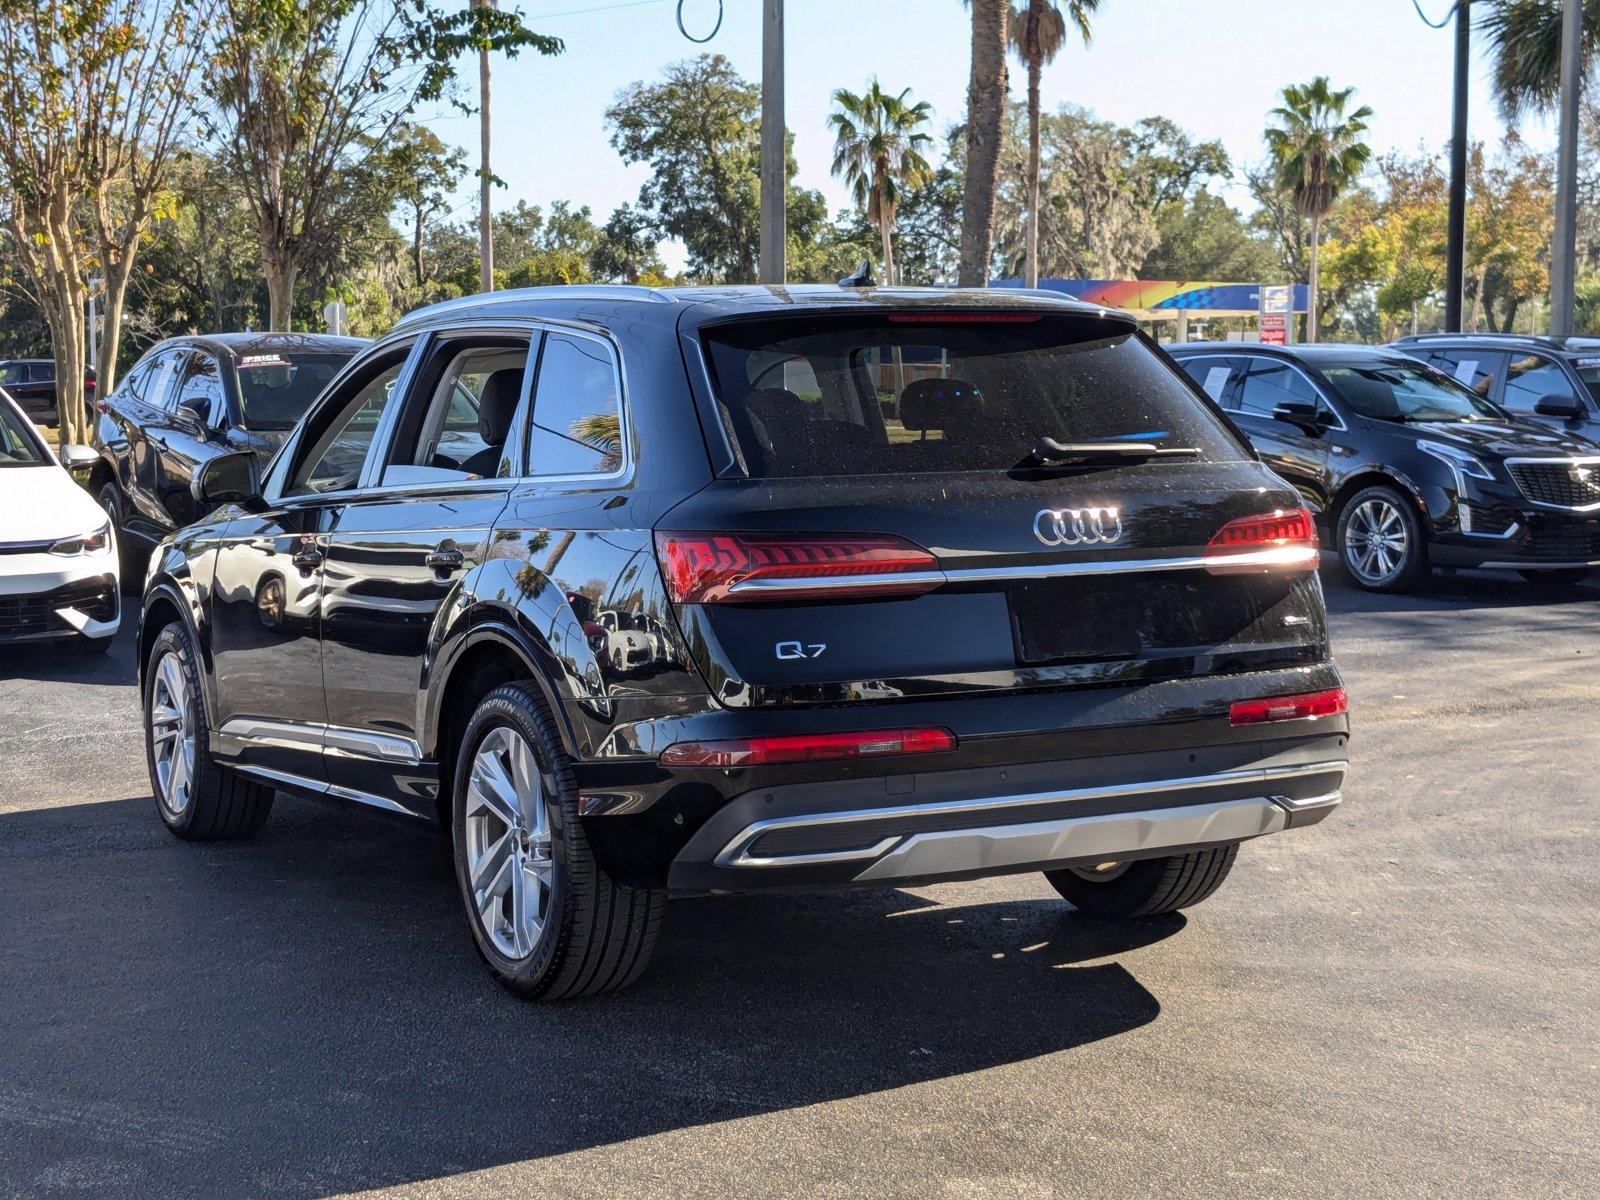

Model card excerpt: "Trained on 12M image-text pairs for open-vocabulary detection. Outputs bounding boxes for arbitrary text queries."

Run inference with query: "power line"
[529,0,671,19]
[1411,0,1458,30]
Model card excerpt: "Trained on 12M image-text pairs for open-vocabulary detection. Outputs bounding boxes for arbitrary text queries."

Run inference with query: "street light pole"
[476,0,495,294]
[1445,0,1469,331]
[1551,0,1582,335]
[758,0,785,284]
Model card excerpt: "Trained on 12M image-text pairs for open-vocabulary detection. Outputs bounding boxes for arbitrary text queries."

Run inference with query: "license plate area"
[1008,574,1300,666]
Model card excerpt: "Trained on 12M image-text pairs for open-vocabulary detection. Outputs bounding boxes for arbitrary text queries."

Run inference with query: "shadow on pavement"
[1320,564,1599,616]
[0,792,1174,1199]
[0,622,139,687]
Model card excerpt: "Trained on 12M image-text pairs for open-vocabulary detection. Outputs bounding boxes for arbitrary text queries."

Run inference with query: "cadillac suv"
[138,285,1349,999]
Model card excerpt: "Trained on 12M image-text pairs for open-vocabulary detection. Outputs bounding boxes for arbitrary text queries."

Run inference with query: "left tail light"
[1204,508,1319,574]
[654,531,940,605]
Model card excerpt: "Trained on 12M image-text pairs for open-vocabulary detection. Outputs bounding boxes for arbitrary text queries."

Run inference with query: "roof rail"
[1394,331,1554,344]
[393,284,677,330]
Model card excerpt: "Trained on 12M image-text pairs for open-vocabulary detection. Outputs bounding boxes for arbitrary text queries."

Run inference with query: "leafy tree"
[0,0,214,439]
[959,0,1010,285]
[589,204,667,284]
[1141,188,1278,281]
[1265,76,1373,340]
[385,123,468,291]
[206,0,558,329]
[893,158,965,284]
[1478,0,1600,117]
[1010,1,1099,287]
[827,81,934,285]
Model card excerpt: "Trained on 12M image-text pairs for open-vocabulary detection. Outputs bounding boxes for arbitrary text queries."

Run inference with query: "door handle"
[291,544,324,572]
[427,547,465,574]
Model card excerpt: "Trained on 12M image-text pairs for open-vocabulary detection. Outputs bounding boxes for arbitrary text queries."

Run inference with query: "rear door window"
[699,314,1246,478]
[1176,355,1248,408]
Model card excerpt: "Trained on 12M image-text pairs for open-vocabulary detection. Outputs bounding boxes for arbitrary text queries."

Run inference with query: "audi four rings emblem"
[1034,505,1124,546]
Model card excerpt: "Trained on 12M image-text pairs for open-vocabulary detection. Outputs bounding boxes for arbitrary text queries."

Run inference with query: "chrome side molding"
[218,717,422,766]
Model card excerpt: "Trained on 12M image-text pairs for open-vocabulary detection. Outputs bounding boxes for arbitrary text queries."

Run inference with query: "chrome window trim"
[715,760,1348,868]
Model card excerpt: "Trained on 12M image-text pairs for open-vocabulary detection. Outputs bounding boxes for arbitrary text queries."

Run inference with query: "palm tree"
[1264,77,1372,341]
[1011,1,1101,288]
[959,0,1010,286]
[828,81,935,285]
[1479,0,1600,116]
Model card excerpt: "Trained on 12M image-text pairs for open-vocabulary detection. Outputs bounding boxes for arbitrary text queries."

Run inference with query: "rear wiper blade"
[1014,437,1200,469]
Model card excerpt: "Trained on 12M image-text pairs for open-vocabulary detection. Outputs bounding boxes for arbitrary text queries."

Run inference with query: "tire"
[1044,844,1240,918]
[143,623,273,840]
[1518,568,1591,586]
[1336,485,1430,592]
[451,682,664,1000]
[98,482,141,596]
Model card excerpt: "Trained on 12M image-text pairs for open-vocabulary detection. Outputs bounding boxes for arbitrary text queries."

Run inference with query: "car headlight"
[49,523,111,556]
[1417,440,1494,488]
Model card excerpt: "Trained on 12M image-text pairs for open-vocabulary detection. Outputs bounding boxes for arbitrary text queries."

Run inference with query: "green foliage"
[1265,76,1373,222]
[1478,0,1600,118]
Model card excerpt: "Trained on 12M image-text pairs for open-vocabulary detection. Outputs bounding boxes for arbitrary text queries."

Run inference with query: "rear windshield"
[700,314,1246,477]
[233,352,352,430]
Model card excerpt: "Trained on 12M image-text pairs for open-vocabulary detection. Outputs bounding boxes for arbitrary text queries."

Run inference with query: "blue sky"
[416,0,1552,271]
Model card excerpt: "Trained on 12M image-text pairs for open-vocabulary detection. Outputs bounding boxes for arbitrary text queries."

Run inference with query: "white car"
[0,388,120,654]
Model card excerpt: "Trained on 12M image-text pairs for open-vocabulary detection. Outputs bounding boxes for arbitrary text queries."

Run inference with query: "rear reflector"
[1229,687,1347,726]
[1204,507,1319,574]
[659,727,957,768]
[654,531,939,605]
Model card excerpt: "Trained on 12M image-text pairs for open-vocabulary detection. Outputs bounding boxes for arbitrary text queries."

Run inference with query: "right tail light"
[1204,508,1319,574]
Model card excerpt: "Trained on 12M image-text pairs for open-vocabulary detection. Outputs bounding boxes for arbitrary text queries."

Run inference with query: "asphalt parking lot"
[1,568,1596,1199]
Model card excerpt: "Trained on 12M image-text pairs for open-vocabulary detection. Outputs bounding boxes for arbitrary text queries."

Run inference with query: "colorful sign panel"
[995,279,1310,314]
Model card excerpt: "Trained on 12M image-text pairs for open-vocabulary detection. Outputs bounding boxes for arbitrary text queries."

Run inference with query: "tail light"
[659,727,957,768]
[654,531,939,605]
[1204,508,1318,574]
[1230,687,1347,726]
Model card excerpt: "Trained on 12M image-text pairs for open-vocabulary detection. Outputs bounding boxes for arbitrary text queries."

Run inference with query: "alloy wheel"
[149,650,196,818]
[464,726,555,960]
[1344,497,1409,586]
[1068,860,1132,883]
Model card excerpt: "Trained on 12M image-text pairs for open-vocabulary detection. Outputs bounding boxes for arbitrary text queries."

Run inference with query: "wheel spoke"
[468,751,519,827]
[470,828,514,897]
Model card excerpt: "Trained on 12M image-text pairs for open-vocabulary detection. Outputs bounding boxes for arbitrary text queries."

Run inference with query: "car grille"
[1507,461,1600,509]
[1529,525,1600,562]
[0,578,116,639]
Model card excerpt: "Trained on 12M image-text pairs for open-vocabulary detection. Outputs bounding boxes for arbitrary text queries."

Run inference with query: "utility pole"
[476,0,495,294]
[1551,0,1582,335]
[1445,0,1469,331]
[758,0,785,284]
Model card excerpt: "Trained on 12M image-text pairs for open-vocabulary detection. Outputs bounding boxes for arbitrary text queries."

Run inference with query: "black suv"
[89,333,366,579]
[138,285,1349,1000]
[0,357,95,426]
[1168,342,1600,590]
[1393,333,1600,444]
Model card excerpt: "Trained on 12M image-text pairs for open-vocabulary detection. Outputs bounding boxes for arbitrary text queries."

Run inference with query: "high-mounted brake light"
[659,727,957,768]
[1203,507,1319,574]
[654,531,939,604]
[886,313,1041,324]
[1229,687,1347,726]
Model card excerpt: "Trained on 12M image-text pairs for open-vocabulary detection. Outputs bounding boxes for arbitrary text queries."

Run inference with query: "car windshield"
[233,352,353,430]
[1320,360,1504,423]
[700,313,1246,478]
[0,399,48,466]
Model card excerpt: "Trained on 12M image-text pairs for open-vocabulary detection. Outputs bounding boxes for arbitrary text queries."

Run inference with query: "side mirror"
[191,451,261,508]
[58,443,98,471]
[1273,400,1323,428]
[1534,393,1584,420]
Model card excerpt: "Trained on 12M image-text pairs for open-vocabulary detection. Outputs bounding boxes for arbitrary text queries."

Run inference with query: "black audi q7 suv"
[138,285,1349,999]
[1168,342,1600,591]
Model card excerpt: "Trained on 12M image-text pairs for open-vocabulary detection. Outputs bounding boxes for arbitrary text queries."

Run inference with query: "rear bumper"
[665,736,1345,892]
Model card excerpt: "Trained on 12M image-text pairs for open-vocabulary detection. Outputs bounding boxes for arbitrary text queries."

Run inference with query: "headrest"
[478,369,523,445]
[898,377,982,432]
[743,387,808,428]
